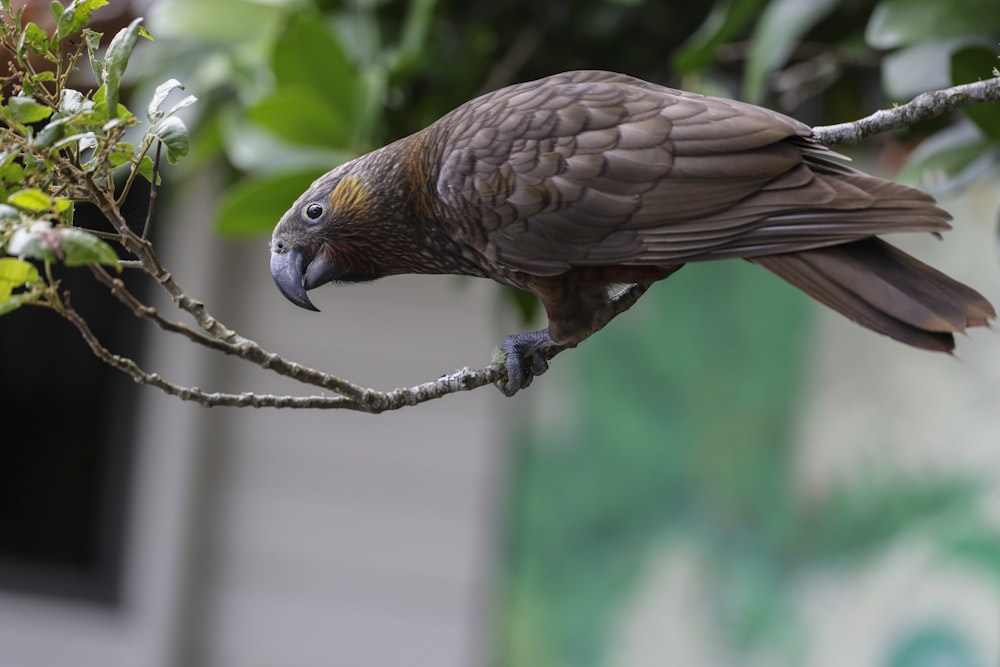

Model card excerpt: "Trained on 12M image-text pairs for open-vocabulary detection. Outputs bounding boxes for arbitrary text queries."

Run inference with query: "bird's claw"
[496,329,552,396]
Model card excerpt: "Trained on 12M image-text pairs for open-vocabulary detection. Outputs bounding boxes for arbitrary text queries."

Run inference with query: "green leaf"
[673,0,765,74]
[7,224,107,269]
[30,71,55,87]
[147,80,196,130]
[147,78,183,121]
[33,117,67,149]
[59,228,119,268]
[216,170,323,237]
[0,257,40,302]
[0,160,25,188]
[5,95,53,124]
[56,0,108,39]
[151,116,190,163]
[249,87,352,148]
[59,88,89,114]
[50,1,64,21]
[272,14,361,126]
[165,93,196,119]
[743,0,840,103]
[0,289,37,316]
[136,155,155,183]
[951,45,1000,142]
[52,132,98,152]
[22,22,50,54]
[84,28,103,81]
[7,188,52,212]
[102,17,143,120]
[107,143,135,168]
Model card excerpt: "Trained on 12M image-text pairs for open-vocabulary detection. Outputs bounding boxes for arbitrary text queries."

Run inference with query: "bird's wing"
[433,71,949,276]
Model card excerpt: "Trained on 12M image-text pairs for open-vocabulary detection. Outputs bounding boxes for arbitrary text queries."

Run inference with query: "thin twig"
[90,264,234,350]
[80,265,651,411]
[142,141,161,241]
[813,76,1000,145]
[58,297,358,409]
[87,263,371,400]
[61,277,498,411]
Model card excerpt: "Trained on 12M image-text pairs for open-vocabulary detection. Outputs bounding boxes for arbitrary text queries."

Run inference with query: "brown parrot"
[269,70,995,395]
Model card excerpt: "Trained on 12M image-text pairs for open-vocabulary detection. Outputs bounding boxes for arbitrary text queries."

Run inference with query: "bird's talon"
[496,329,553,396]
[530,350,549,375]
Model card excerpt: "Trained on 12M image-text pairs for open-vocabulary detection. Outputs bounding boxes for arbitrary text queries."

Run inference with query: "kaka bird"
[270,70,995,396]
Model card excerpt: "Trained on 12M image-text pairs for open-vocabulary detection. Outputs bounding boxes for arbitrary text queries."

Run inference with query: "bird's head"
[269,163,390,311]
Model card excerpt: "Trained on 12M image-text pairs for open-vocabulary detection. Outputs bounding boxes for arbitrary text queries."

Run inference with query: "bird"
[269,70,995,396]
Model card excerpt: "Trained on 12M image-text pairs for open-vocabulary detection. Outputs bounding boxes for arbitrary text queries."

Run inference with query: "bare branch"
[813,76,1000,145]
[76,267,652,411]
[88,264,371,401]
[142,141,162,241]
[57,297,357,409]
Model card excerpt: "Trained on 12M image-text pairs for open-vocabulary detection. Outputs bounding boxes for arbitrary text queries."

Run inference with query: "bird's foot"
[495,329,553,396]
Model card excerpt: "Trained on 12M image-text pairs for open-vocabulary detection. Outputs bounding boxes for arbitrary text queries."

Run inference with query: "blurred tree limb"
[3,5,999,412]
[813,76,1000,144]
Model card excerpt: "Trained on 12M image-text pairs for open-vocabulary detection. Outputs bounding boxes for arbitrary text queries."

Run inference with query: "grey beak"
[270,247,319,311]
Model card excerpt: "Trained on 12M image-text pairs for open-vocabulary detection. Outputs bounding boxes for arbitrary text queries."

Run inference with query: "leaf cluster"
[0,0,195,316]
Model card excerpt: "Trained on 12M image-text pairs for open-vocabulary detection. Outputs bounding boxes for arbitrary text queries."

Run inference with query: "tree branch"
[49,77,1000,411]
[79,263,650,412]
[88,265,371,401]
[812,76,1000,144]
[57,296,358,409]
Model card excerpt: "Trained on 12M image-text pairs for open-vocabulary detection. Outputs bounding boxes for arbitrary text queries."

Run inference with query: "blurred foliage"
[887,625,984,667]
[497,261,815,666]
[134,1,1000,666]
[496,263,999,667]
[869,0,1000,194]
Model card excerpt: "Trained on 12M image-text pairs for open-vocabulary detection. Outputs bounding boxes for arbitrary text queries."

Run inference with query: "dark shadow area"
[0,180,152,605]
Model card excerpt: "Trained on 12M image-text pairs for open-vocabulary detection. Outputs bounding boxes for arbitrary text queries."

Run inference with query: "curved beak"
[270,247,319,311]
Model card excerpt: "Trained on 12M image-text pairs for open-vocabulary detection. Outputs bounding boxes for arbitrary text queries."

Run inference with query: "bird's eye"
[304,203,324,222]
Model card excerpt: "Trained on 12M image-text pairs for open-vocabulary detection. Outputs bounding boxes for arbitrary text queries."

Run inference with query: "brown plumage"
[269,70,995,395]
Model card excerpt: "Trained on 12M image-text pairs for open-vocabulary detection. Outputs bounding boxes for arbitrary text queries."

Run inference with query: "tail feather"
[751,238,995,352]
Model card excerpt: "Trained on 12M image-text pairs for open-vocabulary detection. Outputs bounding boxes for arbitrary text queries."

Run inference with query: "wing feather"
[431,71,950,276]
